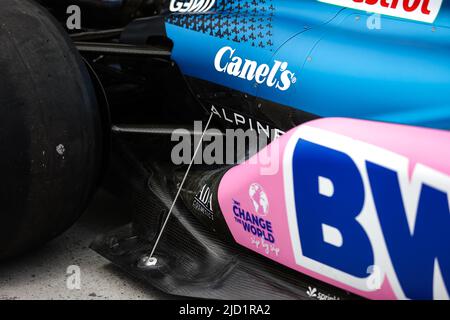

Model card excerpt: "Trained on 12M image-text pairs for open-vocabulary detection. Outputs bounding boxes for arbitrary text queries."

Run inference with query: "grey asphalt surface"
[0,190,171,300]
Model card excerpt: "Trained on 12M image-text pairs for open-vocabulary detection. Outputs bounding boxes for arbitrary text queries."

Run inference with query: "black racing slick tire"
[0,0,102,259]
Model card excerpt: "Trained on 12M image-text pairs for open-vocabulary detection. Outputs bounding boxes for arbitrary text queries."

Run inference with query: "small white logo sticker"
[249,183,269,216]
[170,0,216,13]
[193,184,214,220]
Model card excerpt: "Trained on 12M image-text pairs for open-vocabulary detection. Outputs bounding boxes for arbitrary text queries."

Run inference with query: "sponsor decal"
[306,286,340,300]
[232,184,275,243]
[211,105,285,140]
[318,0,443,23]
[170,0,216,13]
[193,184,214,220]
[249,183,269,216]
[214,46,297,91]
[251,237,280,256]
[284,125,450,299]
[232,200,275,243]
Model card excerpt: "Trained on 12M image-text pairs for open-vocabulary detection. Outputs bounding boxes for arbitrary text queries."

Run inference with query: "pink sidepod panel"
[218,118,450,300]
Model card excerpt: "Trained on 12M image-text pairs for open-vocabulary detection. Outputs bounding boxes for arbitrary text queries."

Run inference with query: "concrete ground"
[0,190,171,300]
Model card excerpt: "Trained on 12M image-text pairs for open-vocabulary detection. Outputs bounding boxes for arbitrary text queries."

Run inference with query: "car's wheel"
[0,0,103,259]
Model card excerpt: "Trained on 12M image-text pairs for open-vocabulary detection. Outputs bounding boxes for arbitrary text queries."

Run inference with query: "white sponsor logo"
[193,184,214,220]
[214,46,297,92]
[249,183,269,216]
[319,0,443,23]
[170,0,216,13]
[211,105,285,140]
[307,286,340,300]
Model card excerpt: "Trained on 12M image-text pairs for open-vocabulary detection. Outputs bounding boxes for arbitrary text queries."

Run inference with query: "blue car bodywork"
[164,0,450,129]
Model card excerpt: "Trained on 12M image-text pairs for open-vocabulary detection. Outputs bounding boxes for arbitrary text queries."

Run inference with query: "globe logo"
[249,183,269,216]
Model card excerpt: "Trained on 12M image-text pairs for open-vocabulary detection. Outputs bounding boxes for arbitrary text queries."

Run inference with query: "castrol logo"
[318,0,443,23]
